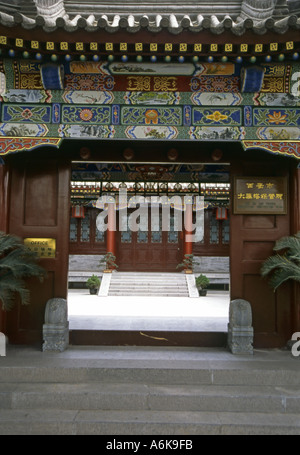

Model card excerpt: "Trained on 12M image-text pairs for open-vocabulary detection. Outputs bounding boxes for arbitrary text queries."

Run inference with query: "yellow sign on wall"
[24,238,56,258]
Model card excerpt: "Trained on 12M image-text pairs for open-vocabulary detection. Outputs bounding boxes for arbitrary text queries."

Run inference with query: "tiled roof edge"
[1,12,298,35]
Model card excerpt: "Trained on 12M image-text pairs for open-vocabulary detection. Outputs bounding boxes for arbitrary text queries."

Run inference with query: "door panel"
[117,208,182,272]
[24,165,58,226]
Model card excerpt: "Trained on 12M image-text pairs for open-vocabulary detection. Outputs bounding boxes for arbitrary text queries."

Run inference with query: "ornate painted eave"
[0,0,299,36]
[0,1,299,164]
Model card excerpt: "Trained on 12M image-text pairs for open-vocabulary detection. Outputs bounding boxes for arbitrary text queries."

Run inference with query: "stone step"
[0,409,299,435]
[0,382,299,413]
[1,364,299,387]
[111,276,186,283]
[110,283,187,287]
[107,296,189,298]
[109,286,188,290]
[109,281,187,285]
[1,346,299,435]
[113,273,185,276]
[110,279,187,283]
[108,272,190,296]
[109,286,188,296]
[108,293,189,296]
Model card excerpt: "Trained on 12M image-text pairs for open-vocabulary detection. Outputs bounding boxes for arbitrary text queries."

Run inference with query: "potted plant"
[99,252,118,273]
[86,274,101,294]
[0,231,46,311]
[176,254,196,274]
[261,231,300,291]
[195,274,210,296]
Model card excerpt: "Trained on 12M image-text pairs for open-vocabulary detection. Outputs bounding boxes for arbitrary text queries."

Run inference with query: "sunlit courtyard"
[68,289,230,332]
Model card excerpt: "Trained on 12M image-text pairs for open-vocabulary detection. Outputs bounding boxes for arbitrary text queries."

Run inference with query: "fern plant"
[261,231,300,291]
[0,232,46,311]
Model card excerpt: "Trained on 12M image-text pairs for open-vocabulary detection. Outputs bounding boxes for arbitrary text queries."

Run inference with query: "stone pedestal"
[227,299,253,355]
[43,298,69,352]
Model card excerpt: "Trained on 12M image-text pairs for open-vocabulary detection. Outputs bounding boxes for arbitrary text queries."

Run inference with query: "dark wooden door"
[230,161,292,348]
[6,157,70,345]
[117,208,182,271]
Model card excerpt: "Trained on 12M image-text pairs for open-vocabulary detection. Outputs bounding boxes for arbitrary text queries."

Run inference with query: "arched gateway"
[0,0,299,348]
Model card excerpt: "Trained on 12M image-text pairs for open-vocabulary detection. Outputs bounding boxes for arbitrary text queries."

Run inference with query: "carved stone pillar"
[228,299,254,355]
[43,298,69,352]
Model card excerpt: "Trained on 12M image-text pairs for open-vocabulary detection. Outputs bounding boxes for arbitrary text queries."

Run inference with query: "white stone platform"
[68,289,230,332]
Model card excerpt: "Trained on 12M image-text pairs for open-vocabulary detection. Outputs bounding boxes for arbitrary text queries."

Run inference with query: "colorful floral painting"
[121,107,182,125]
[253,108,300,126]
[193,108,242,126]
[2,105,51,123]
[61,106,111,124]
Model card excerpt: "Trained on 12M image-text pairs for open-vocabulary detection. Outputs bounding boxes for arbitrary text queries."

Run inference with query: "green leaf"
[261,231,300,291]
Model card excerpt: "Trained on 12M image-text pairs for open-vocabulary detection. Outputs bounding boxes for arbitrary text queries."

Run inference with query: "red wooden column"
[183,199,193,257]
[106,199,117,257]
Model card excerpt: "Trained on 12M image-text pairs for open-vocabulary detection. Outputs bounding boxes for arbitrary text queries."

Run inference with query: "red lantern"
[211,148,223,162]
[79,147,91,160]
[72,206,85,218]
[216,207,227,220]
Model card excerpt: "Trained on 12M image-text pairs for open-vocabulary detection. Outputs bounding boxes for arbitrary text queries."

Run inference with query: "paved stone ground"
[67,289,230,332]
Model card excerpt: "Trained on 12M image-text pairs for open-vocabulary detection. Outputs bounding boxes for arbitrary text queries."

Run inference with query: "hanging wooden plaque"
[233,177,287,215]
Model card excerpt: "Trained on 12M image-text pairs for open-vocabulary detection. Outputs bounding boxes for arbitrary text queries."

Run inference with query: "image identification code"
[106,439,193,452]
